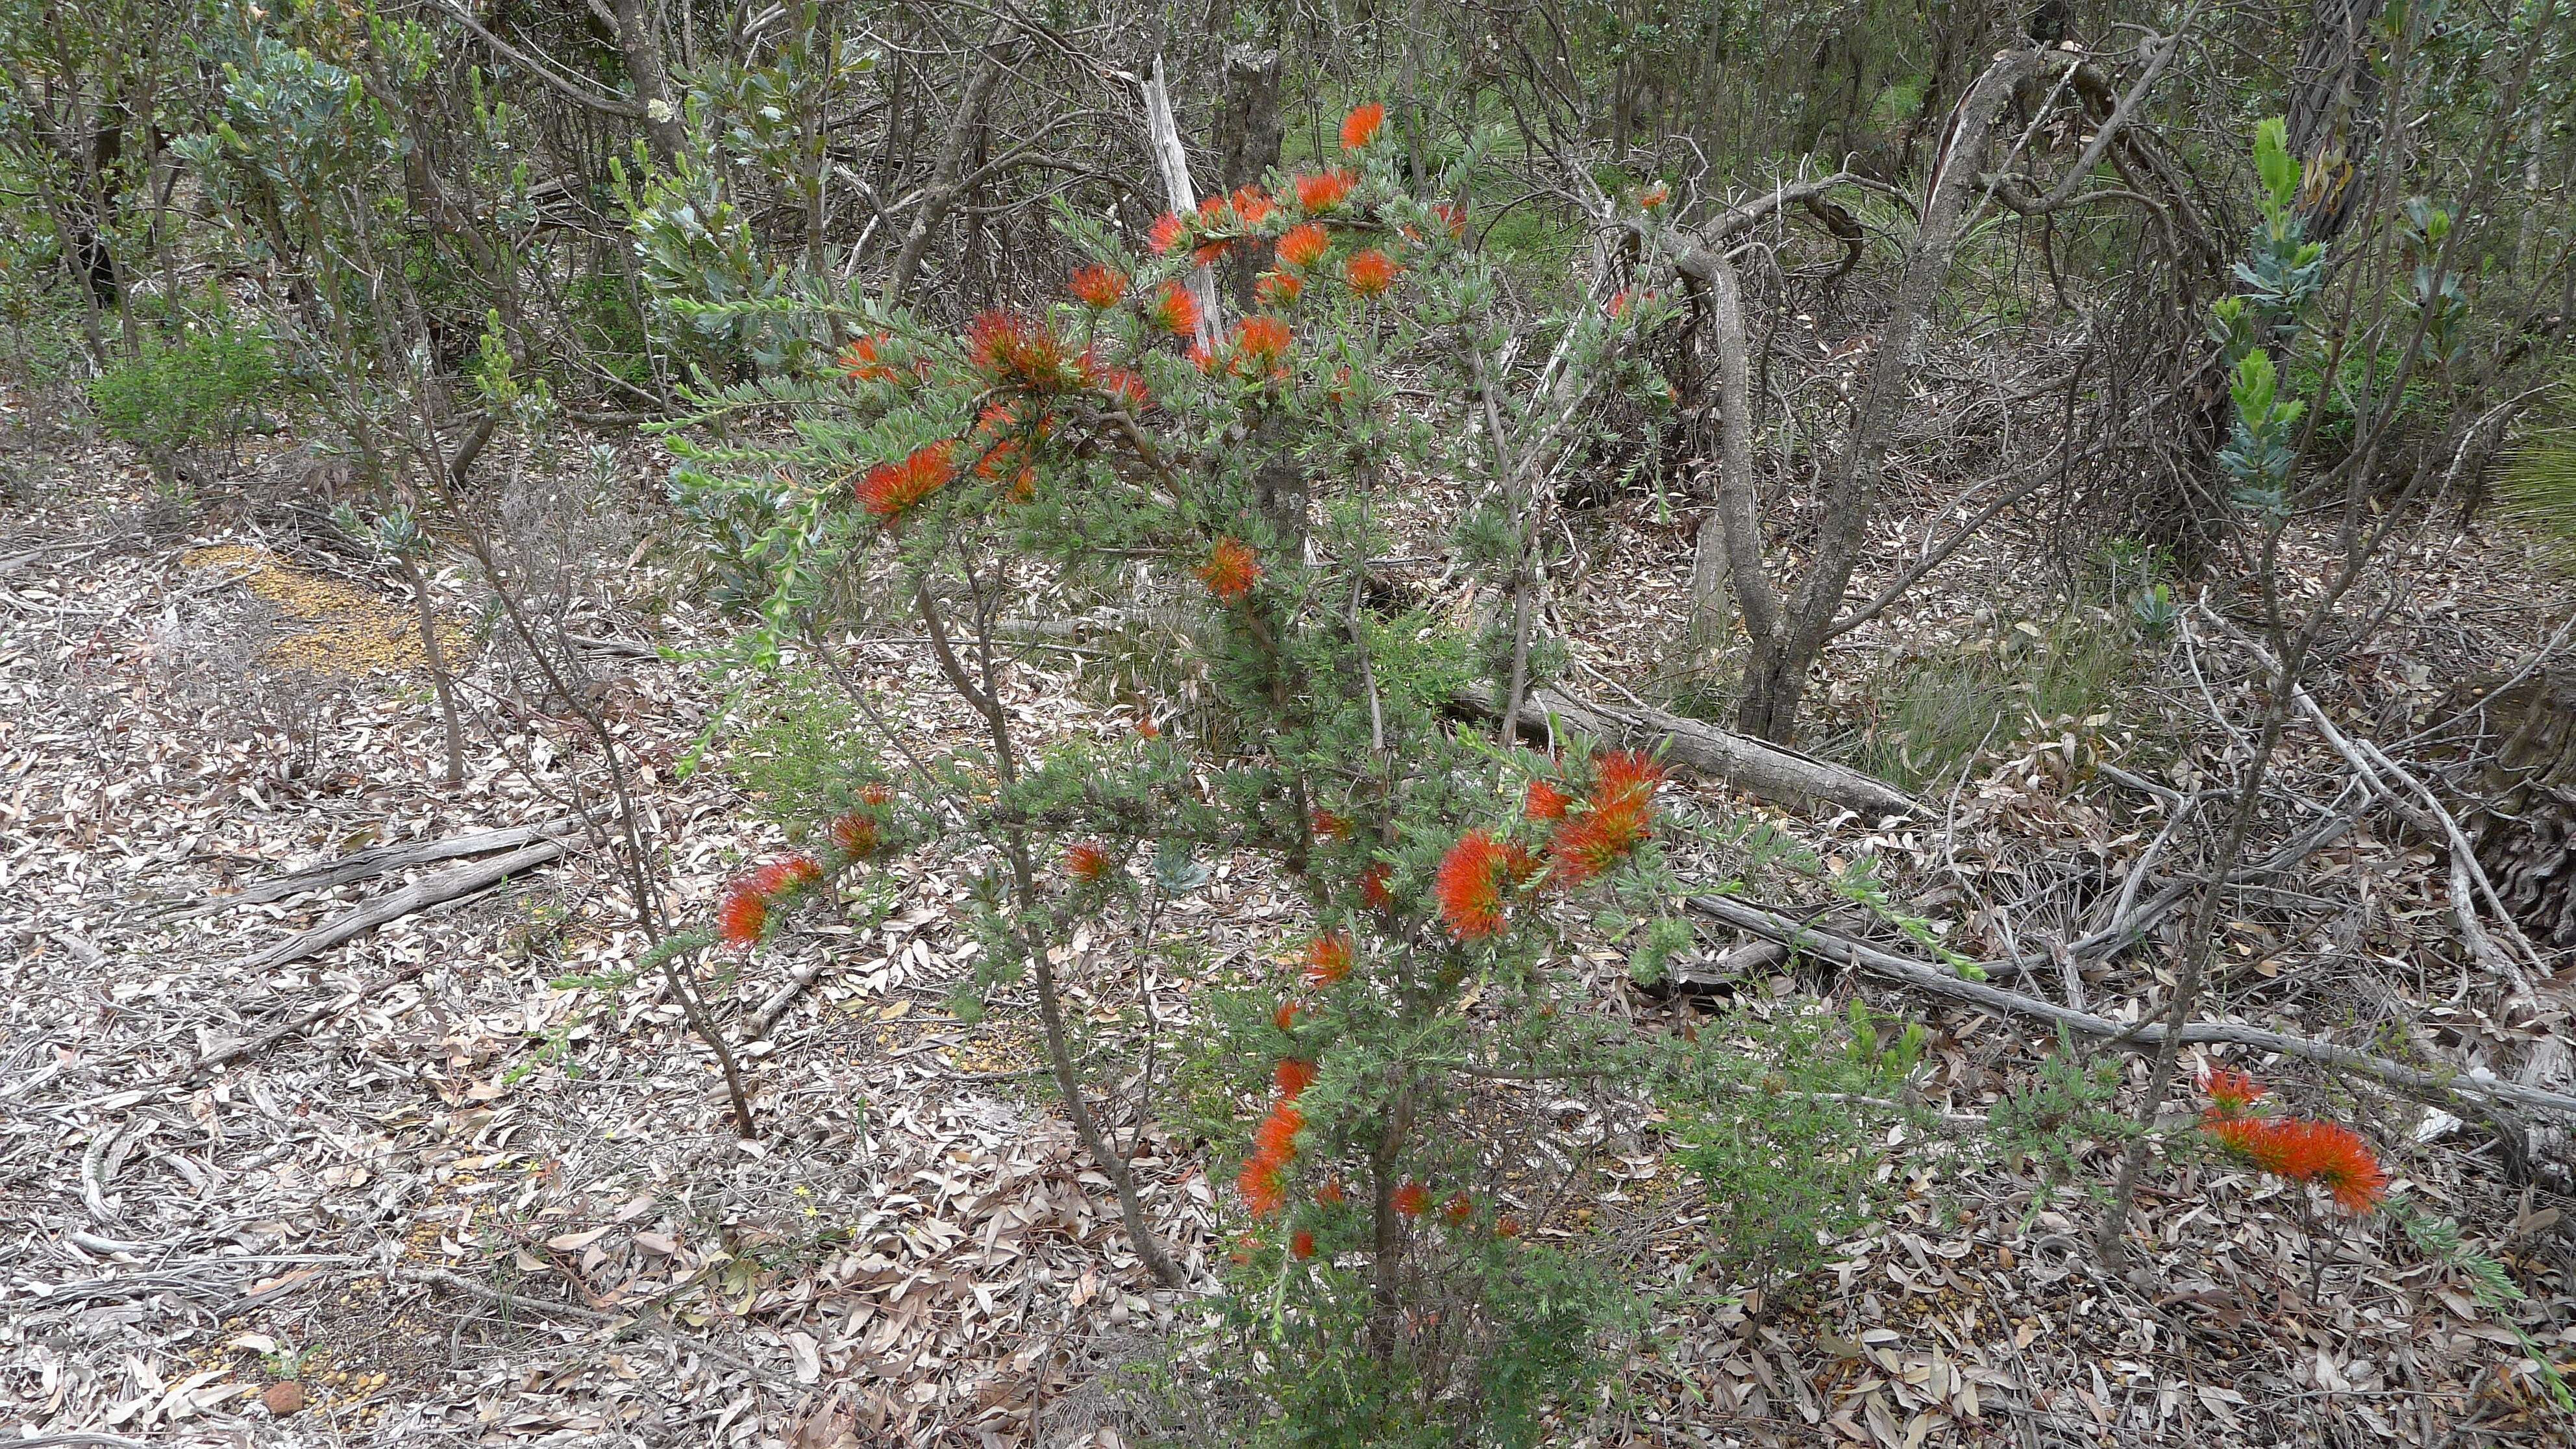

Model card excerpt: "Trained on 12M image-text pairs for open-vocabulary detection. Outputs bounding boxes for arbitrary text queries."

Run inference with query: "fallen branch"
[229,837,568,976]
[1686,893,2576,1120]
[166,820,575,919]
[1457,683,1919,818]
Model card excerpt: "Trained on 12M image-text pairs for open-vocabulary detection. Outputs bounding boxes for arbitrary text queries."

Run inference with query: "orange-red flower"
[1524,779,1571,821]
[1637,182,1670,210]
[966,310,1082,392]
[1198,536,1261,601]
[1358,861,1394,911]
[830,811,878,859]
[1442,1192,1474,1225]
[1494,1214,1522,1238]
[1255,271,1304,308]
[1315,1178,1346,1207]
[1343,249,1397,297]
[838,332,904,383]
[1149,281,1200,338]
[1276,1058,1318,1098]
[2204,1115,2388,1213]
[1303,931,1353,986]
[1148,210,1188,255]
[1311,808,1353,841]
[1068,263,1127,309]
[715,882,767,947]
[1547,750,1665,885]
[1291,1229,1315,1259]
[1339,102,1385,151]
[1064,840,1113,884]
[1276,221,1330,269]
[1393,1180,1430,1216]
[1432,200,1467,239]
[1433,830,1513,939]
[2199,1065,2266,1119]
[1237,1155,1286,1215]
[1274,1000,1301,1031]
[1232,314,1292,369]
[856,440,958,523]
[1293,169,1356,213]
[1095,366,1149,412]
[1230,184,1276,226]
[1254,1098,1305,1162]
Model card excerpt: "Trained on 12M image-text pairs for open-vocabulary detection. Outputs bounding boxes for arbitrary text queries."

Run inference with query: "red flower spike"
[1193,240,1232,269]
[1274,1000,1301,1032]
[1276,222,1330,270]
[1524,779,1572,821]
[860,783,890,806]
[715,883,767,947]
[1637,182,1670,210]
[1311,808,1352,841]
[1293,170,1355,214]
[856,441,960,524]
[1198,537,1261,601]
[1303,931,1353,987]
[1339,102,1385,152]
[1254,1098,1304,1163]
[2204,1116,2389,1214]
[1096,367,1149,412]
[1135,713,1161,740]
[1358,861,1394,911]
[1291,1229,1315,1259]
[1149,280,1201,338]
[1433,830,1512,939]
[1232,314,1292,370]
[1255,271,1304,308]
[1237,1156,1286,1215]
[1148,210,1187,256]
[1231,184,1275,225]
[829,811,878,860]
[1343,249,1397,297]
[839,332,903,384]
[2199,1065,2265,1119]
[1315,1178,1346,1207]
[1442,1193,1473,1225]
[1393,1181,1430,1217]
[1064,840,1113,885]
[1276,1058,1318,1099]
[1433,201,1467,239]
[1068,263,1127,309]
[1494,1214,1522,1239]
[965,310,1082,393]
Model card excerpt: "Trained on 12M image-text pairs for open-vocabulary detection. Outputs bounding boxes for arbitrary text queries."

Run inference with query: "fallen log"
[1686,893,2576,1120]
[232,837,569,976]
[1455,684,1920,818]
[167,820,575,919]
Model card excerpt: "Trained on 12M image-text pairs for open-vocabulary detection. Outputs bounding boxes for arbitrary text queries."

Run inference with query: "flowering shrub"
[2197,1065,2388,1213]
[653,100,1695,1434]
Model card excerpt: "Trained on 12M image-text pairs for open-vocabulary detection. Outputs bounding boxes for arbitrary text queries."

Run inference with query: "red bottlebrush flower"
[1494,1214,1522,1238]
[966,310,1080,392]
[1232,314,1292,369]
[1064,840,1113,885]
[1185,340,1217,373]
[1254,1098,1304,1163]
[1637,182,1670,210]
[829,811,878,859]
[1550,750,1664,884]
[1096,366,1149,412]
[1291,1229,1316,1259]
[1149,281,1200,338]
[1339,102,1385,152]
[1276,1058,1319,1098]
[1358,861,1394,911]
[1433,830,1513,940]
[1303,931,1354,987]
[1255,270,1304,308]
[1237,1155,1286,1215]
[1148,210,1188,256]
[1594,749,1666,808]
[745,856,823,896]
[1276,221,1330,270]
[1442,1192,1474,1225]
[1524,779,1572,821]
[1311,808,1352,841]
[1393,1180,1430,1217]
[838,332,902,383]
[1274,1000,1301,1032]
[2266,1120,2389,1213]
[2199,1065,2266,1119]
[715,882,767,947]
[856,440,958,523]
[1343,249,1397,297]
[1068,263,1127,309]
[1293,169,1355,214]
[1193,239,1233,269]
[1231,184,1276,225]
[860,783,890,806]
[1135,713,1161,740]
[1315,1178,1346,1207]
[1197,536,1261,602]
[1544,813,1618,887]
[1432,200,1467,238]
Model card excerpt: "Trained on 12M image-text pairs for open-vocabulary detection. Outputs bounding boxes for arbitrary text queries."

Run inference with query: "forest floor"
[3,376,2572,1448]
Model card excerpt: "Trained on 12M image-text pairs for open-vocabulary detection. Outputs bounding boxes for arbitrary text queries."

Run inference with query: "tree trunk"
[601,0,685,166]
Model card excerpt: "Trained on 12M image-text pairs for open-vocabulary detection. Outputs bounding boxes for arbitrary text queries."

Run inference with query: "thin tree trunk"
[886,32,1012,305]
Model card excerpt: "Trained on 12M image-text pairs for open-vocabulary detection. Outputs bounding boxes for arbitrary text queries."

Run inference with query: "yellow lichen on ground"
[180,543,469,677]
